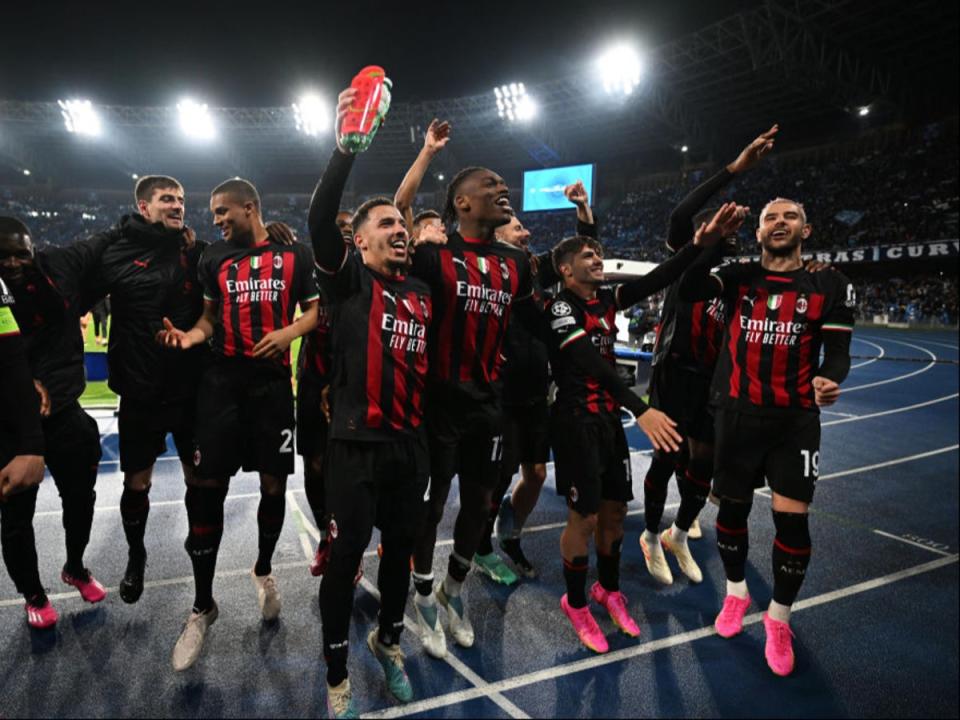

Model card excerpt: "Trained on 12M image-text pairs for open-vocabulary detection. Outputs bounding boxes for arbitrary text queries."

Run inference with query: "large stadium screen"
[522,163,595,212]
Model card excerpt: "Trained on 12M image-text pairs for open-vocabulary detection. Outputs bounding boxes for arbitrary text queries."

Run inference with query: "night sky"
[2,0,754,106]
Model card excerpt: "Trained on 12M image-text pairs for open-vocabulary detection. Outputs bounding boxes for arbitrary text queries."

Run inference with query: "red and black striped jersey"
[198,239,318,366]
[652,280,726,375]
[411,233,532,409]
[322,253,432,441]
[297,271,333,382]
[545,287,621,416]
[709,264,855,414]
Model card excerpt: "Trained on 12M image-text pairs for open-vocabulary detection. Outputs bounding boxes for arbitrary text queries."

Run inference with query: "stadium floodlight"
[177,98,216,140]
[681,145,689,153]
[597,43,643,96]
[22,169,31,176]
[131,173,139,180]
[494,83,537,123]
[437,173,445,181]
[58,99,102,137]
[858,105,871,117]
[293,93,329,137]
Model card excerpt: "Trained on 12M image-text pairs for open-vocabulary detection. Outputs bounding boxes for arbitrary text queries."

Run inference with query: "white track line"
[871,531,955,557]
[822,393,959,426]
[875,337,957,351]
[849,337,886,369]
[365,554,958,718]
[285,491,529,720]
[753,444,959,556]
[843,338,937,392]
[817,445,959,478]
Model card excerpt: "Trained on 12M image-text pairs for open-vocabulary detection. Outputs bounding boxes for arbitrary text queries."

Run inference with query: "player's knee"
[771,492,809,514]
[524,463,547,487]
[124,471,152,493]
[260,474,287,496]
[571,511,599,537]
[682,458,713,502]
[717,498,752,529]
[772,510,811,548]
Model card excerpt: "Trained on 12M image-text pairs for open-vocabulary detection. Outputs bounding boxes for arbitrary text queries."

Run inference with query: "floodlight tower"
[597,44,643,96]
[293,93,330,137]
[494,83,537,123]
[58,99,102,137]
[177,99,217,141]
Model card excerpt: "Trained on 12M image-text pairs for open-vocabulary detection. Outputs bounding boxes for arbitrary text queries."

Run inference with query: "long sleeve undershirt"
[308,148,356,273]
[666,168,735,252]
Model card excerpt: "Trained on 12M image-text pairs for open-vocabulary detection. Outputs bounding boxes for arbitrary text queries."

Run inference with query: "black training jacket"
[88,214,207,403]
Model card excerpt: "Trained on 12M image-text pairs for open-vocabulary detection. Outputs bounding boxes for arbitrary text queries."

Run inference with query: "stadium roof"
[1,0,956,191]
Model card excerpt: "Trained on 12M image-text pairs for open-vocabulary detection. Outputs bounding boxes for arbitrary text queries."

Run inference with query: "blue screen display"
[522,163,595,212]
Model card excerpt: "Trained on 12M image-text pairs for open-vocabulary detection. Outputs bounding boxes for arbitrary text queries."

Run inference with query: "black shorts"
[551,409,633,516]
[426,394,502,491]
[42,402,102,475]
[324,436,429,541]
[296,370,329,459]
[713,408,821,504]
[502,401,550,471]
[648,361,715,444]
[194,360,296,479]
[117,395,196,474]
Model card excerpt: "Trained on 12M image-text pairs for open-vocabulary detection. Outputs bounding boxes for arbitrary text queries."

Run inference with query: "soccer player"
[642,126,779,585]
[157,178,318,672]
[0,217,112,608]
[476,182,596,583]
[470,211,548,584]
[545,210,733,654]
[678,198,854,676]
[309,86,433,717]
[0,274,50,628]
[84,176,297,604]
[408,162,539,658]
[83,175,204,604]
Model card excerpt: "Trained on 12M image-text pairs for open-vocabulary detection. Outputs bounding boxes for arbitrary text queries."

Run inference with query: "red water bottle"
[338,65,393,153]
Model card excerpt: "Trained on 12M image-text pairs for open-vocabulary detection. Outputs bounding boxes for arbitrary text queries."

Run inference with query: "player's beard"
[763,233,801,257]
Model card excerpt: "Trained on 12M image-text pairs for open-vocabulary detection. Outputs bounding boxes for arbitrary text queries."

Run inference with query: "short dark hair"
[352,197,396,234]
[211,178,261,212]
[552,235,603,274]
[0,216,31,239]
[442,167,486,226]
[413,209,442,226]
[134,175,183,204]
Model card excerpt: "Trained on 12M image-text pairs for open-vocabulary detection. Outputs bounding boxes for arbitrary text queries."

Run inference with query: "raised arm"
[667,124,778,252]
[558,334,682,452]
[394,119,450,232]
[618,202,748,308]
[308,88,367,273]
[535,181,599,287]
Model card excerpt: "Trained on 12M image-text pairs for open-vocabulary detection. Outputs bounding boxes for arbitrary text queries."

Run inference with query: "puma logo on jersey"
[452,257,469,270]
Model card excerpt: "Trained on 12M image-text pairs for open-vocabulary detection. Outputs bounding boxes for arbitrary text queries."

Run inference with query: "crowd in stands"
[2,121,957,271]
[520,121,959,262]
[854,273,958,325]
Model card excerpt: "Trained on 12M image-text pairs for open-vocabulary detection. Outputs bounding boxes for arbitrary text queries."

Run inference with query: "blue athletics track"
[0,327,956,718]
